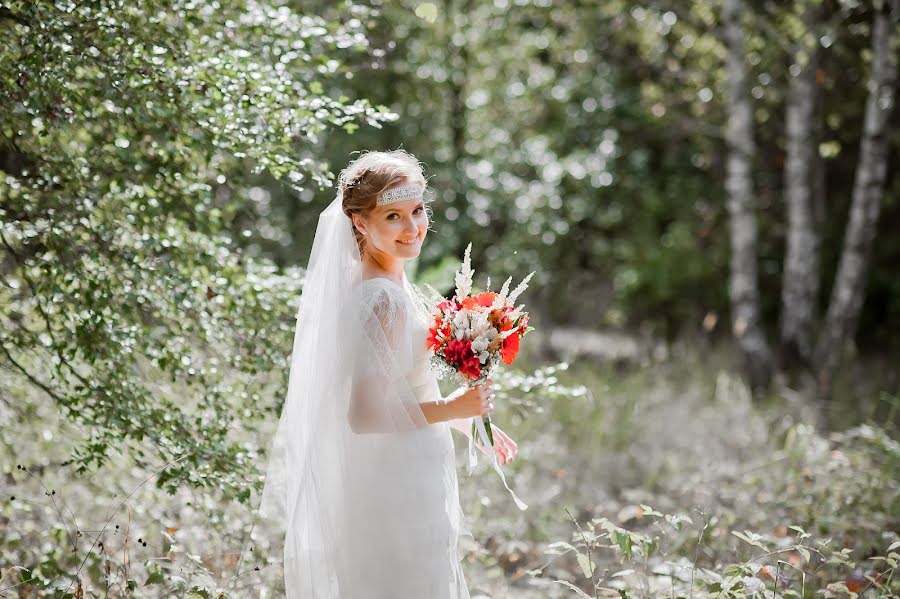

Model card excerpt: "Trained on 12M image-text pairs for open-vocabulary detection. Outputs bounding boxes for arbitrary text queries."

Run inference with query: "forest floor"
[1,348,896,598]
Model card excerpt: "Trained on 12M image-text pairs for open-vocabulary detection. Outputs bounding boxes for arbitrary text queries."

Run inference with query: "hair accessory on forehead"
[377,183,425,206]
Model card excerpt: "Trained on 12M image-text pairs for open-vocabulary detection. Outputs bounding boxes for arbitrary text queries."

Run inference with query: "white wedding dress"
[301,276,472,599]
[259,195,478,598]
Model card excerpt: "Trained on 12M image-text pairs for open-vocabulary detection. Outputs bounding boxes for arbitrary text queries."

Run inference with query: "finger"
[496,431,516,451]
[493,436,509,460]
[504,443,515,462]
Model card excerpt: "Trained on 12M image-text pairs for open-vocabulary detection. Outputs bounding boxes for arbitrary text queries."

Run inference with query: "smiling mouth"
[396,238,419,245]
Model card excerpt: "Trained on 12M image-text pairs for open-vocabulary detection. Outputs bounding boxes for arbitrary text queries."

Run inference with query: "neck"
[361,250,406,282]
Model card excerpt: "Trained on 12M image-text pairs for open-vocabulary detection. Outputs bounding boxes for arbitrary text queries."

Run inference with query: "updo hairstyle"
[340,150,433,254]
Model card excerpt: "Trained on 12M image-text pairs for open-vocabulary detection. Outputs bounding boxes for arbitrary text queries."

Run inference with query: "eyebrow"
[382,202,425,215]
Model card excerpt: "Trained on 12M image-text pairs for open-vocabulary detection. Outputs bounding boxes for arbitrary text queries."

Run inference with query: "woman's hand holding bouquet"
[423,244,532,509]
[426,244,533,446]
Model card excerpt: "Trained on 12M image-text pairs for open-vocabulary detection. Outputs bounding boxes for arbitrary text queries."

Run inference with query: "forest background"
[1,0,898,597]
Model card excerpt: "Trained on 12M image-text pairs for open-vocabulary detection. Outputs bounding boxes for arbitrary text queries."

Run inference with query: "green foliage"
[2,0,899,595]
[0,0,395,501]
[247,1,899,345]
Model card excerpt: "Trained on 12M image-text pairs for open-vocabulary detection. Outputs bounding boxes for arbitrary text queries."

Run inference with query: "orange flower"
[487,309,506,330]
[461,292,497,310]
[500,333,520,365]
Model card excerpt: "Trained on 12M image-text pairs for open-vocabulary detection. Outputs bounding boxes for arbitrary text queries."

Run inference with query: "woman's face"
[353,183,429,260]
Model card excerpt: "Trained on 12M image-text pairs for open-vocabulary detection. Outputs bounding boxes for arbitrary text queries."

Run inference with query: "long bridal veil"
[258,187,451,597]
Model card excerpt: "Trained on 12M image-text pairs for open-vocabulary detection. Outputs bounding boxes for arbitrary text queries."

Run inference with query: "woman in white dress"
[259,150,519,598]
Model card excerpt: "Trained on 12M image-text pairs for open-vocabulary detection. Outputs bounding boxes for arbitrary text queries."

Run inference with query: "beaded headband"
[377,183,425,206]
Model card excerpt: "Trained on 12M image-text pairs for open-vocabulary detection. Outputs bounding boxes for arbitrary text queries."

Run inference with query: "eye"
[414,206,425,214]
[386,213,398,220]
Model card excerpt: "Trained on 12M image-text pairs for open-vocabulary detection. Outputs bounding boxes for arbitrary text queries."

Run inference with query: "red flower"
[500,333,520,365]
[443,338,474,366]
[444,338,482,379]
[427,314,452,351]
[427,327,441,351]
[459,355,482,379]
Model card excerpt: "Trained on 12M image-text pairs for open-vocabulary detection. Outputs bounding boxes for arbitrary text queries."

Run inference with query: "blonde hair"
[339,149,433,254]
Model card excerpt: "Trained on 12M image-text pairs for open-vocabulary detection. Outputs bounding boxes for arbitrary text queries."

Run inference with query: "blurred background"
[1,1,897,597]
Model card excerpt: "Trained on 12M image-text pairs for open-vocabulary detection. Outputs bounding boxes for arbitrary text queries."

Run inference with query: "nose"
[402,215,419,235]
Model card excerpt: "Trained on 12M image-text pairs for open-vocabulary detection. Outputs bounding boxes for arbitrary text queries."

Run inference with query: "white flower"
[485,327,498,340]
[452,311,469,330]
[454,243,475,298]
[471,336,489,353]
[479,351,489,364]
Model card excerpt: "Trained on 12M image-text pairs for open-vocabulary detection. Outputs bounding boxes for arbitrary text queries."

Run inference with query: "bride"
[258,149,519,598]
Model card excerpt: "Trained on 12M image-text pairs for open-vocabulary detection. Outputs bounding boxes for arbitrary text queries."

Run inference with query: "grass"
[1,341,897,598]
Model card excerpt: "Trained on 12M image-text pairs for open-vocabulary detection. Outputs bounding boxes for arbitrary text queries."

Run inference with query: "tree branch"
[0,7,31,27]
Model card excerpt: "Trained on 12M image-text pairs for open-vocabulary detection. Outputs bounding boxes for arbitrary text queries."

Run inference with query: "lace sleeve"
[349,281,429,433]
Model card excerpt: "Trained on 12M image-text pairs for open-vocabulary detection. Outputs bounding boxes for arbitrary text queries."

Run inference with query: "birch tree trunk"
[815,0,899,390]
[722,0,773,389]
[780,1,821,369]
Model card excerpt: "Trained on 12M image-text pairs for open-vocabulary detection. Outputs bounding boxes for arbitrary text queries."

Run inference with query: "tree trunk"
[815,0,898,392]
[722,0,773,390]
[780,1,821,369]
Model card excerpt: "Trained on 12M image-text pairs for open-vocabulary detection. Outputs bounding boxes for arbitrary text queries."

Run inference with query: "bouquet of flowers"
[424,244,534,447]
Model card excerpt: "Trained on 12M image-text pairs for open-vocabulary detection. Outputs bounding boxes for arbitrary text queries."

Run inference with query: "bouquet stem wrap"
[472,415,494,447]
[467,412,527,511]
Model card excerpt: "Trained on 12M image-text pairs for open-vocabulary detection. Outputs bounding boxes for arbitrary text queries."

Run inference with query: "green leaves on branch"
[0,0,391,501]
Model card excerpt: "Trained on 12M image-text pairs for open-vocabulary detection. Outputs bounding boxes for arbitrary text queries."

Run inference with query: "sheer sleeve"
[348,280,430,433]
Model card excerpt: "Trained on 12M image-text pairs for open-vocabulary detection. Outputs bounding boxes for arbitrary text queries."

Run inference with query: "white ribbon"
[467,416,528,511]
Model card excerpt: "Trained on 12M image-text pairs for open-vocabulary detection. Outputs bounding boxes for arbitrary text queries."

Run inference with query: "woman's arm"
[421,399,464,426]
[349,380,491,433]
[441,387,473,438]
[348,284,492,433]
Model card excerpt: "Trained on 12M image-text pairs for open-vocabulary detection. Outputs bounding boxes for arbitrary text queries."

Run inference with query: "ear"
[351,212,367,236]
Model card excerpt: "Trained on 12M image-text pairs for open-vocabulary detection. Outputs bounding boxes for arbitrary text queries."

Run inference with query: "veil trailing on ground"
[258,189,447,597]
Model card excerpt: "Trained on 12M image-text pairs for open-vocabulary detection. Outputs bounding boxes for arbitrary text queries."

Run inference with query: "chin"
[391,240,422,258]
[394,245,421,258]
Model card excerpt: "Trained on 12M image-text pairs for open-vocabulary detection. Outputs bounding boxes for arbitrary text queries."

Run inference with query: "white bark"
[816,0,898,382]
[780,1,821,367]
[723,0,773,388]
